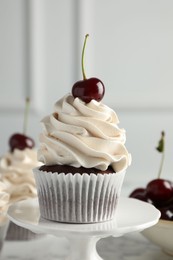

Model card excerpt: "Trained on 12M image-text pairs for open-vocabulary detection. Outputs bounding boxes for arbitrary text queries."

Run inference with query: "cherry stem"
[158,149,165,179]
[158,131,165,179]
[23,97,30,135]
[82,34,89,80]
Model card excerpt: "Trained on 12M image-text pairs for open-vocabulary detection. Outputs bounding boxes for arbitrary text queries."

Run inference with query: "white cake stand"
[7,197,160,260]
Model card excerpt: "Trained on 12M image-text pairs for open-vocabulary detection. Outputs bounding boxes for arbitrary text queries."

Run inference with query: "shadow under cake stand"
[7,197,160,260]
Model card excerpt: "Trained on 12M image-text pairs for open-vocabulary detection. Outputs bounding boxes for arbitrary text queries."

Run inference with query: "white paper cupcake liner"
[33,167,125,223]
[6,221,43,241]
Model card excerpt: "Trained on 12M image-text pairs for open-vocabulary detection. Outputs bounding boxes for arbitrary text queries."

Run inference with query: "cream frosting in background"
[38,94,131,172]
[0,148,41,203]
[0,182,10,221]
[0,181,9,251]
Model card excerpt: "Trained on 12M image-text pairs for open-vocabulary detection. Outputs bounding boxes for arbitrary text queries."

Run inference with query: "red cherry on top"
[9,133,35,152]
[72,34,105,103]
[72,78,105,103]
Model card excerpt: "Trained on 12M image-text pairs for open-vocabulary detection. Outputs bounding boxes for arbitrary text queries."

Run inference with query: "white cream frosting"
[0,182,9,212]
[0,181,10,224]
[0,148,41,202]
[38,94,131,172]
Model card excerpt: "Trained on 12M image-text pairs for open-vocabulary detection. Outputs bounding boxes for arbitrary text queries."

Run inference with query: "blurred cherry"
[159,205,173,220]
[146,179,173,205]
[9,97,35,152]
[9,133,35,152]
[129,188,153,203]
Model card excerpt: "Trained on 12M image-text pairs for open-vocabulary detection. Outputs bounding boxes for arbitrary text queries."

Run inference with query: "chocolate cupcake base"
[33,166,125,223]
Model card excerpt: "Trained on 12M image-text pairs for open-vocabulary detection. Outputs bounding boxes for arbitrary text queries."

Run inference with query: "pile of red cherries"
[129,131,173,221]
[129,178,173,220]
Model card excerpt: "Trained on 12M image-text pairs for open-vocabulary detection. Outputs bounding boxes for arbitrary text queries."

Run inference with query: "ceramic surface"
[142,219,173,256]
[7,197,160,238]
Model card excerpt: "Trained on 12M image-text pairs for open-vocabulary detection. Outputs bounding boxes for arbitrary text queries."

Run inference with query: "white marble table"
[1,232,173,260]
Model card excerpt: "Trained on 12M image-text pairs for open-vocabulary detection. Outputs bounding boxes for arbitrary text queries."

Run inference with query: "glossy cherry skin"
[146,179,173,205]
[9,133,35,152]
[159,204,173,220]
[129,188,146,198]
[129,188,153,203]
[72,77,105,103]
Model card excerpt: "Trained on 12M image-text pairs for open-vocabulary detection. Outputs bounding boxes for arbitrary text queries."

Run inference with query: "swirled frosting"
[0,181,10,224]
[38,94,131,172]
[0,148,41,202]
[0,182,9,213]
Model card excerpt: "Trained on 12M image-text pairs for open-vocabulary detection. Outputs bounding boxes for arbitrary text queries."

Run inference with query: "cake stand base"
[65,236,102,260]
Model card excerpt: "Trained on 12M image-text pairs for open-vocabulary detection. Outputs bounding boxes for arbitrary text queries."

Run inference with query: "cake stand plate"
[7,198,160,260]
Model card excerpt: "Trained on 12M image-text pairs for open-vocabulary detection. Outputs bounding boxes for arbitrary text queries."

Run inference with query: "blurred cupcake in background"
[0,181,10,253]
[0,146,41,240]
[0,147,39,203]
[0,98,42,240]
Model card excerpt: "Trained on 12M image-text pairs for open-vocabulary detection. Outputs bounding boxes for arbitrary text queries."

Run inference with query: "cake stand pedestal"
[65,236,101,260]
[7,197,160,260]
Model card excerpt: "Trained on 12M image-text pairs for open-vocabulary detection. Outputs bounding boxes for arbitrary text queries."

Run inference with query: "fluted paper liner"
[33,167,125,223]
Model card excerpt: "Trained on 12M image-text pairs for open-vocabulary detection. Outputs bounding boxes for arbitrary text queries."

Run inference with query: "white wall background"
[1,0,173,195]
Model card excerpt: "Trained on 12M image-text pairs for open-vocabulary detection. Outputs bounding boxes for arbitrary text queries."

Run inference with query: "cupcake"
[0,182,10,253]
[0,125,44,239]
[0,148,39,202]
[0,98,44,239]
[0,145,42,240]
[34,35,131,223]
